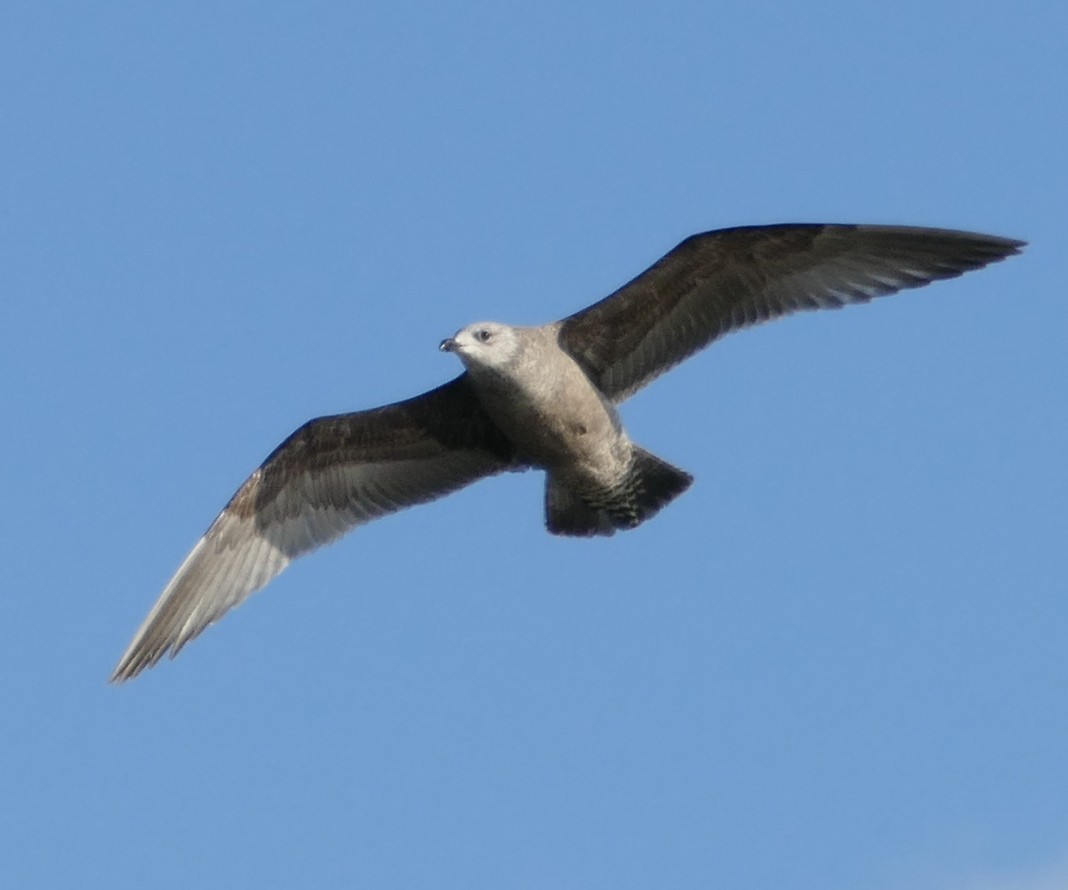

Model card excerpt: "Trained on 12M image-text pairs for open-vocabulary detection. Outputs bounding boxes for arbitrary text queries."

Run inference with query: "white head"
[439,322,523,373]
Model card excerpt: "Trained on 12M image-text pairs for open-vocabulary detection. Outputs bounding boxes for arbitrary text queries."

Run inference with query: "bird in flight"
[112,223,1023,681]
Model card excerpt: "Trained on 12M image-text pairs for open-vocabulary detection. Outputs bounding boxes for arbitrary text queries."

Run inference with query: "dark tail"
[545,446,693,537]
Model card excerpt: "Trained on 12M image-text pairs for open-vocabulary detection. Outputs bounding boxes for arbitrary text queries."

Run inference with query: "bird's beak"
[440,337,456,353]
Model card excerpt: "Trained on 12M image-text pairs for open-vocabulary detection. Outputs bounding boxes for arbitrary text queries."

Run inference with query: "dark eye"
[476,329,492,343]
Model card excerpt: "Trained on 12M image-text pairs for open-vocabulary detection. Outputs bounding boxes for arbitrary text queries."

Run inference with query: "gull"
[111,223,1023,681]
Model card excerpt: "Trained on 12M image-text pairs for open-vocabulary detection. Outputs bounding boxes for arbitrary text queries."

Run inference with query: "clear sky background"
[2,3,1065,888]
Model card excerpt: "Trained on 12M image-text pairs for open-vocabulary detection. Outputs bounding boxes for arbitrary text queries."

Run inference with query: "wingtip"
[985,232,1027,254]
[108,655,143,685]
[110,636,172,684]
[973,235,1026,268]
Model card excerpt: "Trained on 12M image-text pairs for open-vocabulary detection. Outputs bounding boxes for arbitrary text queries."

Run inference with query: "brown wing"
[111,374,516,682]
[557,224,1024,402]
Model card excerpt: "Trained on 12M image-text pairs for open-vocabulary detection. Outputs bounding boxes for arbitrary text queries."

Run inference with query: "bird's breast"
[470,362,624,472]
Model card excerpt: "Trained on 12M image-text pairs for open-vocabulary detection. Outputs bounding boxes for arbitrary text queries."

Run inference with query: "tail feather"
[545,447,693,537]
[545,483,617,537]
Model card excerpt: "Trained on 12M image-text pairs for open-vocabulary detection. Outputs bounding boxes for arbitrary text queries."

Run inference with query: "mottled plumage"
[112,223,1023,681]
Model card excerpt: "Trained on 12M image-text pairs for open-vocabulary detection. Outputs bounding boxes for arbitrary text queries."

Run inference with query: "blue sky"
[2,2,1065,888]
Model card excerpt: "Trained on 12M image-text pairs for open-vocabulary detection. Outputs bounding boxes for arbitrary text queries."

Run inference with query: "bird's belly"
[481,386,628,478]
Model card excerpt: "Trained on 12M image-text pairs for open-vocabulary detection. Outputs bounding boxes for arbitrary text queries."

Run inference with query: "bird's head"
[440,322,522,372]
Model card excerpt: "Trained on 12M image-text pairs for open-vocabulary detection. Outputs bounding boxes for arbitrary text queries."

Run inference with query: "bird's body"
[446,323,619,472]
[441,321,675,534]
[112,223,1024,681]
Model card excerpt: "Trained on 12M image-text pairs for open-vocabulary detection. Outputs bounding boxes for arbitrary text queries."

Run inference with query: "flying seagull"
[111,223,1023,681]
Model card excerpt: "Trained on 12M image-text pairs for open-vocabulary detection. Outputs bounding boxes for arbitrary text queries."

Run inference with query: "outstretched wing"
[112,375,516,682]
[557,224,1024,402]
